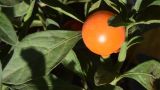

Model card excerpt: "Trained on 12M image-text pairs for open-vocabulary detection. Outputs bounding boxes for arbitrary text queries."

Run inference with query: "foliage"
[0,0,160,90]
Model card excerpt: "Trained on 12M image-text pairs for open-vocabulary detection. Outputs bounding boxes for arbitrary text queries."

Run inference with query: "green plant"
[0,0,160,90]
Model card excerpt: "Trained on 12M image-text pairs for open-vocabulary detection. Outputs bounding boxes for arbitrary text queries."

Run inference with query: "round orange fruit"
[82,10,125,58]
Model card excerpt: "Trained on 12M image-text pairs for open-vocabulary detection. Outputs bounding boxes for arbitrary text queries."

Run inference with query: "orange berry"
[82,10,125,58]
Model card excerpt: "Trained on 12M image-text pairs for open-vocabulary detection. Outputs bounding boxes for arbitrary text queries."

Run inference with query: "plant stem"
[110,77,121,85]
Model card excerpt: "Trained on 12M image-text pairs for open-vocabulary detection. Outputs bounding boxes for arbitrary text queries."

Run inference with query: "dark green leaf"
[63,0,91,5]
[24,0,35,22]
[0,60,2,89]
[119,60,160,90]
[39,0,83,23]
[108,15,128,27]
[131,0,160,17]
[11,75,84,90]
[0,12,18,45]
[94,58,118,86]
[103,0,119,13]
[127,36,143,49]
[62,50,84,77]
[2,30,81,85]
[94,84,123,90]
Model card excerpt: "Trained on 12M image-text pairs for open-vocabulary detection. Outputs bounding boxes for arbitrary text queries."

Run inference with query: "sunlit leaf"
[46,18,60,28]
[2,84,10,90]
[24,0,35,22]
[118,0,127,5]
[147,0,160,7]
[13,1,30,17]
[118,42,127,62]
[10,75,84,90]
[2,30,81,85]
[132,0,143,12]
[0,0,22,7]
[118,60,160,90]
[88,0,101,13]
[0,12,18,45]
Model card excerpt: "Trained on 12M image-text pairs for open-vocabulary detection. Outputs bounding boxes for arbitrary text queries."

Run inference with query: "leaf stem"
[110,77,121,85]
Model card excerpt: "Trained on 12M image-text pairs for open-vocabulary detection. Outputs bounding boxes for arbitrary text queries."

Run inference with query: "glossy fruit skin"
[82,10,125,58]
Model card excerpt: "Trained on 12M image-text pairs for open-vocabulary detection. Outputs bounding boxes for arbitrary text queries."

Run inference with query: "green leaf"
[2,30,81,85]
[24,0,35,22]
[149,20,160,24]
[108,15,128,27]
[138,20,160,24]
[118,0,127,5]
[94,84,123,90]
[2,84,10,90]
[118,42,127,62]
[132,0,143,12]
[64,0,91,5]
[131,0,160,14]
[46,18,60,28]
[1,1,30,17]
[127,20,160,31]
[0,12,18,45]
[88,0,101,13]
[127,36,143,49]
[127,36,141,45]
[30,20,43,28]
[62,50,84,77]
[147,0,160,7]
[10,75,84,90]
[127,25,138,34]
[84,2,90,16]
[13,1,30,17]
[94,58,118,86]
[118,60,160,90]
[103,0,120,13]
[0,0,22,6]
[39,0,83,23]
